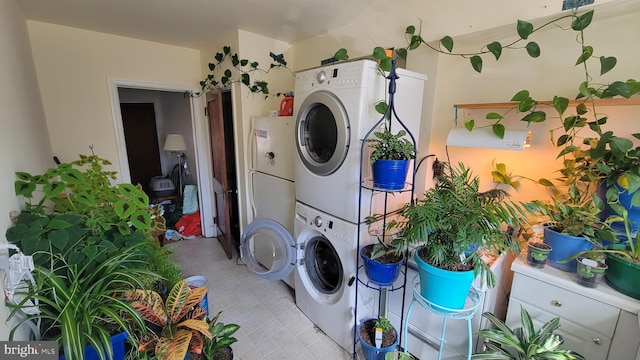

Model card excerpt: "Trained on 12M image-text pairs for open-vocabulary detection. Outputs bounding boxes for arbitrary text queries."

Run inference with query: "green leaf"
[572,10,594,31]
[599,56,617,75]
[486,112,503,120]
[553,96,569,115]
[372,47,388,60]
[557,134,570,146]
[487,42,502,60]
[538,178,554,186]
[49,229,70,252]
[440,36,453,52]
[602,81,630,98]
[396,48,408,60]
[517,20,534,39]
[60,169,83,184]
[241,73,250,86]
[576,46,593,65]
[375,101,388,115]
[511,90,530,102]
[331,49,345,61]
[409,35,422,50]
[521,111,546,123]
[464,119,475,131]
[470,56,483,73]
[15,181,35,197]
[492,124,505,139]
[223,46,231,55]
[525,42,540,58]
[43,181,66,198]
[130,210,152,230]
[224,69,232,77]
[405,25,416,35]
[378,58,392,72]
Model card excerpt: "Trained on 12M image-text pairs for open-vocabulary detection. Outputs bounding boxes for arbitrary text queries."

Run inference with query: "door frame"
[107,77,216,237]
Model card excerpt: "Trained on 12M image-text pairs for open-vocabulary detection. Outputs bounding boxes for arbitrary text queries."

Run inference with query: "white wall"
[26,21,202,181]
[0,0,53,341]
[292,0,640,200]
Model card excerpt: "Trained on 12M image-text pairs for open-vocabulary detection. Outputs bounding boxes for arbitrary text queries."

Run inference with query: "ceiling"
[18,0,390,49]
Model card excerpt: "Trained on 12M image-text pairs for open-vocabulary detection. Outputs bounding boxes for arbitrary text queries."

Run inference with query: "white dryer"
[239,202,377,352]
[293,59,427,224]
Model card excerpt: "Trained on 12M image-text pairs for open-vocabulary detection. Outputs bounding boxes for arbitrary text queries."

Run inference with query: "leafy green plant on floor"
[7,246,153,360]
[201,311,240,359]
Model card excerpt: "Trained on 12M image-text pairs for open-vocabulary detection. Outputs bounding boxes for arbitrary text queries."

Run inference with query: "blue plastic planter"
[360,245,404,286]
[598,182,640,235]
[358,319,398,360]
[58,331,128,360]
[543,227,593,272]
[372,159,409,190]
[414,252,474,310]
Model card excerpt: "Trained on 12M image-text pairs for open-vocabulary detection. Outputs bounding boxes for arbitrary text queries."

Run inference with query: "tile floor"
[169,236,354,360]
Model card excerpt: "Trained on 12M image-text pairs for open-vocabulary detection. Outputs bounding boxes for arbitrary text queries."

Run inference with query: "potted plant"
[367,124,416,191]
[360,215,405,286]
[526,242,552,269]
[391,162,522,309]
[472,307,585,359]
[5,154,180,359]
[6,246,152,360]
[358,316,399,360]
[125,279,212,360]
[196,311,240,360]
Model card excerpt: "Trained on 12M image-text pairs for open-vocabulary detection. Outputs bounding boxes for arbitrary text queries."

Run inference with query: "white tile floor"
[169,236,354,360]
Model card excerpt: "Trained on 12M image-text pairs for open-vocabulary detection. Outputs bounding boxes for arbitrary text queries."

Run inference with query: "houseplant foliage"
[196,45,291,98]
[7,246,152,360]
[6,154,181,288]
[392,162,522,288]
[472,307,585,360]
[358,316,398,360]
[199,311,240,360]
[125,279,212,360]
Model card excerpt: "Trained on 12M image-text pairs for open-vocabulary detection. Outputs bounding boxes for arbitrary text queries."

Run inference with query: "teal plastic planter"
[543,227,593,272]
[414,251,474,310]
[58,331,128,360]
[372,159,409,190]
[358,319,398,360]
[360,245,404,286]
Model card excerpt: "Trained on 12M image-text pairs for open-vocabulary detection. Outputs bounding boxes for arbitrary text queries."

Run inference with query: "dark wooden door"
[121,103,162,192]
[207,89,234,259]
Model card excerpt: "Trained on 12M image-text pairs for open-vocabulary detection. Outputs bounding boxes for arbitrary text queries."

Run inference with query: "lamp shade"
[446,128,530,151]
[163,134,186,152]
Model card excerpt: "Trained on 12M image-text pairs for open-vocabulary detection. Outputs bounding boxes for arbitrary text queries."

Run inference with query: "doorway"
[108,78,215,238]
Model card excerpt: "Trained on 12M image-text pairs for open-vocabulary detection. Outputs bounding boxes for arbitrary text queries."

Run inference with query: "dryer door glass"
[296,91,350,176]
[304,236,343,294]
[240,219,296,281]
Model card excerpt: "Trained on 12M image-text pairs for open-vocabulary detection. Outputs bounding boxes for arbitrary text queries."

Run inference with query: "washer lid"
[240,218,297,281]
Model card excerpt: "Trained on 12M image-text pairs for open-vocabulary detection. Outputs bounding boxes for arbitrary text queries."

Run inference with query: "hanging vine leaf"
[553,96,569,115]
[231,54,239,66]
[486,112,504,121]
[571,10,594,31]
[396,48,408,59]
[214,53,223,62]
[492,123,506,138]
[525,42,540,58]
[464,119,475,131]
[522,111,546,123]
[487,42,502,60]
[440,36,454,52]
[405,25,416,35]
[575,46,593,65]
[517,20,534,39]
[599,56,617,75]
[241,73,250,86]
[409,35,422,50]
[470,56,483,73]
[334,48,348,61]
[240,59,248,67]
[372,47,388,60]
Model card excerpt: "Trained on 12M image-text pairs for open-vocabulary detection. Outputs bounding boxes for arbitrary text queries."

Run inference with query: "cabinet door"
[506,298,611,360]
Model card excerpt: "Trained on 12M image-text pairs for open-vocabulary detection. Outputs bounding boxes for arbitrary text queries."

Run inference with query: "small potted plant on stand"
[360,216,405,286]
[367,124,416,191]
[392,162,522,310]
[358,316,399,360]
[526,242,553,269]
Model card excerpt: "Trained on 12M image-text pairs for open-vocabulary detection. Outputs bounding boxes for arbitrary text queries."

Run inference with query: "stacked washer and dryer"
[240,59,427,353]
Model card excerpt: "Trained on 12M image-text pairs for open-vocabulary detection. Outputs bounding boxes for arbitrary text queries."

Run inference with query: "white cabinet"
[507,256,640,360]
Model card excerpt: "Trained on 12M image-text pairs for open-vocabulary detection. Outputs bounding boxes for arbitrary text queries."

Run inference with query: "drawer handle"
[593,337,602,345]
[552,300,562,307]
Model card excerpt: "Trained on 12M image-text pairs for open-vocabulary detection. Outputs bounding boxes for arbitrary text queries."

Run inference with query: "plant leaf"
[525,42,540,58]
[464,119,475,131]
[572,10,594,31]
[334,48,348,61]
[493,123,506,139]
[517,20,534,39]
[487,42,502,60]
[440,36,453,52]
[600,56,617,75]
[470,56,483,73]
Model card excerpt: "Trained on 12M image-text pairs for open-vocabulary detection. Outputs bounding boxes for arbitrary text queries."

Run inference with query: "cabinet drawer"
[507,298,611,360]
[511,273,619,335]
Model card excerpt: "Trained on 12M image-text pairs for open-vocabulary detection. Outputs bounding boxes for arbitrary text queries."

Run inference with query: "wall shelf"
[454,97,640,110]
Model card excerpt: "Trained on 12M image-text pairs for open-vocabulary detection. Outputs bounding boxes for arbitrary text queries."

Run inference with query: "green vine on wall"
[191,46,292,98]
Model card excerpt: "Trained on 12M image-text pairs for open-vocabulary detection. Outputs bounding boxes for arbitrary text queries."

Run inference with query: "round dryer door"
[240,219,296,281]
[295,90,350,176]
[303,235,343,294]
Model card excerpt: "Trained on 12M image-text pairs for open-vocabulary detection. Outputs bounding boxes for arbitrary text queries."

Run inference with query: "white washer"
[294,59,427,224]
[239,202,377,352]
